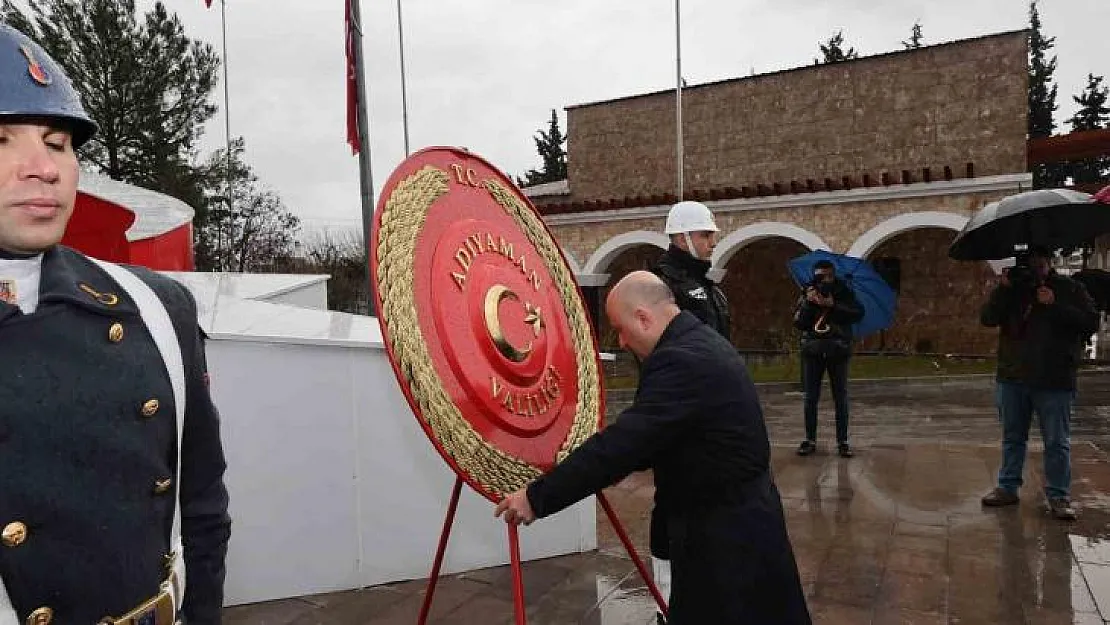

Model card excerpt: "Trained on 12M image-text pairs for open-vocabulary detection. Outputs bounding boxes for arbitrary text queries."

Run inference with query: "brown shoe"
[981,487,1020,507]
[1048,498,1077,520]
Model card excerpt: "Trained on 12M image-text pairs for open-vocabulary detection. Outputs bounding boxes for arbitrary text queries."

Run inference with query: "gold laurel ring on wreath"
[375,165,601,498]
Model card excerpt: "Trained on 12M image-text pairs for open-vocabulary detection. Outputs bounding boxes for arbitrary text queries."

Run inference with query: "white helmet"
[664,201,719,234]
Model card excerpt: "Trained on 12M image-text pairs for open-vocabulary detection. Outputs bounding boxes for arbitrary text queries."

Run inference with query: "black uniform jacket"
[0,246,231,624]
[526,312,810,624]
[651,245,731,339]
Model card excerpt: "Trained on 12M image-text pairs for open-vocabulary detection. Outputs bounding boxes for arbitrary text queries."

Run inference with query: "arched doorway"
[713,222,830,351]
[721,238,811,351]
[856,227,996,355]
[595,244,666,350]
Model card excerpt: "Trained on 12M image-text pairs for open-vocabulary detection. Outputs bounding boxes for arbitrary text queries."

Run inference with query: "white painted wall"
[205,333,596,606]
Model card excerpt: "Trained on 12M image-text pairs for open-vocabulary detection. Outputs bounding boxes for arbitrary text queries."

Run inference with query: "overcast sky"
[18,1,1110,235]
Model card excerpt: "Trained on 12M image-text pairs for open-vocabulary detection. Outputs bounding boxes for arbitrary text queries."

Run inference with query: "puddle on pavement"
[593,573,657,624]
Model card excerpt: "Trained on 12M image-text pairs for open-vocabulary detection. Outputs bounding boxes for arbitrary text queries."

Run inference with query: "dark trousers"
[802,353,850,444]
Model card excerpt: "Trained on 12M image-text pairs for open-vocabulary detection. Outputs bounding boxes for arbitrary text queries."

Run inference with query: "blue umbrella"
[787,250,897,339]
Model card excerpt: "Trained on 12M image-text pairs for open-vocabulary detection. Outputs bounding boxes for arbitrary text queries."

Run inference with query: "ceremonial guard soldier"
[0,23,231,624]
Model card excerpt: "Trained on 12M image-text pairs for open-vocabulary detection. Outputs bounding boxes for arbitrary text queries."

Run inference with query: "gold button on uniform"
[153,478,173,495]
[141,399,160,418]
[2,521,26,547]
[26,607,52,625]
[108,322,124,343]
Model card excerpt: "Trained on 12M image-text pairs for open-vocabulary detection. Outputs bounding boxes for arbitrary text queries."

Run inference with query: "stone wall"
[564,31,1028,203]
[549,189,1011,272]
[549,188,1016,357]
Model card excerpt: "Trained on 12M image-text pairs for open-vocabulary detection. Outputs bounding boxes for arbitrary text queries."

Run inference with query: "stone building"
[527,30,1034,356]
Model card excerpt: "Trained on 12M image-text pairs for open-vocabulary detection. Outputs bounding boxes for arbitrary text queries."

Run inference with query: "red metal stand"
[417,477,464,625]
[508,523,527,625]
[417,481,669,623]
[598,492,669,618]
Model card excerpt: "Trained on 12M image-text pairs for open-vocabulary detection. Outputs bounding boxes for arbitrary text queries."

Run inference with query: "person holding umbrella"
[948,188,1109,520]
[792,259,865,458]
[979,245,1098,520]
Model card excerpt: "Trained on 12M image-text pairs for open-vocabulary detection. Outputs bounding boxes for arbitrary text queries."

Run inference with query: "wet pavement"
[224,374,1110,624]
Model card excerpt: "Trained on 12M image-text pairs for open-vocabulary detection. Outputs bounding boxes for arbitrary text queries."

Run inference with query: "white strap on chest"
[0,259,188,621]
[92,259,188,612]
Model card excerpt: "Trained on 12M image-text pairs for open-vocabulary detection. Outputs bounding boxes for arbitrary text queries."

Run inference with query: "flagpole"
[350,0,377,315]
[396,0,410,156]
[220,0,232,270]
[221,0,230,156]
[675,0,683,200]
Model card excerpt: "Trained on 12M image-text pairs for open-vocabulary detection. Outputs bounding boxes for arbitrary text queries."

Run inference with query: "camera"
[1007,263,1036,292]
[1006,244,1047,295]
[807,275,834,297]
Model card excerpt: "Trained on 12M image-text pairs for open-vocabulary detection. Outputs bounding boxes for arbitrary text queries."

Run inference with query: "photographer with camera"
[979,246,1098,520]
[793,260,864,458]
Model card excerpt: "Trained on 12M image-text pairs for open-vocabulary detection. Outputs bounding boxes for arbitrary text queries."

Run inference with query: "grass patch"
[605,354,998,389]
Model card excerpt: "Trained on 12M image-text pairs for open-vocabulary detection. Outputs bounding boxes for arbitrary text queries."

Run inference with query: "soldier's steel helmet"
[0,22,97,147]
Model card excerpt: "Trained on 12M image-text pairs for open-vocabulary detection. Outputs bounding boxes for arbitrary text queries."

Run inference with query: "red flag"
[345,0,361,155]
[204,0,213,7]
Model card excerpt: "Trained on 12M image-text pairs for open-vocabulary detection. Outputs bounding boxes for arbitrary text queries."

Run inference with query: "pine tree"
[1028,0,1065,187]
[1066,74,1110,185]
[816,30,858,64]
[902,21,924,50]
[1,0,219,188]
[521,109,568,186]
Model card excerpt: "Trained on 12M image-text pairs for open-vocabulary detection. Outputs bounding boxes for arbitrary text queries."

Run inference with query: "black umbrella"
[948,188,1109,261]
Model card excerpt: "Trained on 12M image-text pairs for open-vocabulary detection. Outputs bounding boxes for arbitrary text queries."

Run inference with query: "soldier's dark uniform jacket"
[525,312,810,624]
[647,244,731,565]
[651,245,730,339]
[0,246,231,624]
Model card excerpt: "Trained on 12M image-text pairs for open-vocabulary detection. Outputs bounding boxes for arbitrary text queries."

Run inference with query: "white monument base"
[189,295,597,606]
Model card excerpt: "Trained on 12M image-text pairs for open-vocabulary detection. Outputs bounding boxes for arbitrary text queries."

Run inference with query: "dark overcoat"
[526,311,810,624]
[0,246,231,624]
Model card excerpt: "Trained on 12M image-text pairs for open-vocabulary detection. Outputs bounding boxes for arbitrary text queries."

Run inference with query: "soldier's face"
[688,230,717,260]
[0,122,78,254]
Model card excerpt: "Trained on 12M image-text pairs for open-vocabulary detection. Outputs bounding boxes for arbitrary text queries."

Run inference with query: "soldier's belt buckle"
[105,585,174,625]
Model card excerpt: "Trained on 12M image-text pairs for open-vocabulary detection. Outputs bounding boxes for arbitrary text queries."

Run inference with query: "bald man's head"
[605,271,681,360]
[609,270,674,312]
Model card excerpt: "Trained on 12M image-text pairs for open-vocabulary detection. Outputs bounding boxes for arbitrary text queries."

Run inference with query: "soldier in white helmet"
[645,200,731,622]
[651,201,730,337]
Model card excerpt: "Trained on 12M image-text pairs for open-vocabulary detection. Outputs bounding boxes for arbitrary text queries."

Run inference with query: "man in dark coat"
[496,271,810,625]
[792,259,864,458]
[979,247,1099,520]
[0,24,230,624]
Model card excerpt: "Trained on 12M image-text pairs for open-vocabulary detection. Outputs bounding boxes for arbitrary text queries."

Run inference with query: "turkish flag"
[345,0,360,155]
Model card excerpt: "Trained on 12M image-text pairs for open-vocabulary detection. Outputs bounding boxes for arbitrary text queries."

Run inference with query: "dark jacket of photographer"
[981,271,1099,390]
[651,245,731,339]
[792,279,864,359]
